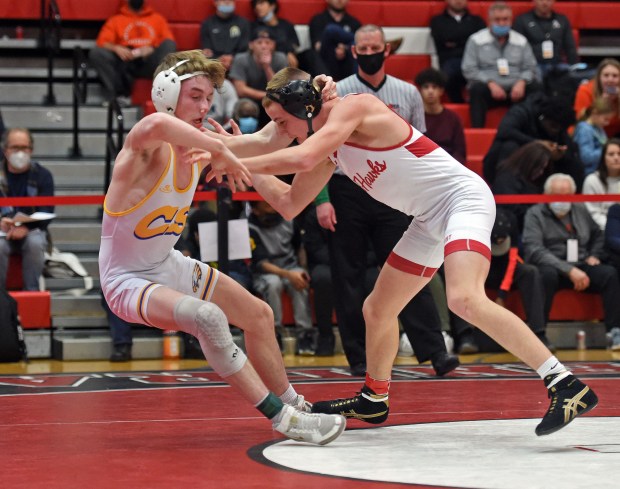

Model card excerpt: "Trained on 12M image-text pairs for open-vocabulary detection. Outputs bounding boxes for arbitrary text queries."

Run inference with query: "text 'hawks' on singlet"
[327,125,485,219]
[99,145,199,280]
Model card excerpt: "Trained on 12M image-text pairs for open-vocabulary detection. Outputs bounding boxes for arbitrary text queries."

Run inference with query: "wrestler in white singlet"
[99,145,218,325]
[328,125,496,276]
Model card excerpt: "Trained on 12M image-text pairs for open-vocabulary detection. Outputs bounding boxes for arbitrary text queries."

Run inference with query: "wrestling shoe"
[311,385,389,424]
[535,374,598,436]
[291,394,312,412]
[273,405,346,445]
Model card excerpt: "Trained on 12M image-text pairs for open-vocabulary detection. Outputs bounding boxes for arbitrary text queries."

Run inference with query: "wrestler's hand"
[206,118,242,137]
[313,74,338,102]
[316,202,337,231]
[207,146,252,192]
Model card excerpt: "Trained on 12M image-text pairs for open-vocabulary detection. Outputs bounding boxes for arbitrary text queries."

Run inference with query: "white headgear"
[151,58,207,114]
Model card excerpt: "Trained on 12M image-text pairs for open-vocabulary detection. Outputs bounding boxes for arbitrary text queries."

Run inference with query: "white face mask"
[549,201,572,217]
[7,151,31,171]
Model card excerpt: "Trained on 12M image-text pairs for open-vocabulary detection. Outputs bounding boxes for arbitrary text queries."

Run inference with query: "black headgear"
[266,80,322,136]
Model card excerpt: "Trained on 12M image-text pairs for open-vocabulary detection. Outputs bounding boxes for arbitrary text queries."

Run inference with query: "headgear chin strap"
[266,80,322,137]
[151,59,208,115]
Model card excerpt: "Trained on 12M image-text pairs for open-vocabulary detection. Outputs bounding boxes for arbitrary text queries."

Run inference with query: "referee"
[314,24,459,377]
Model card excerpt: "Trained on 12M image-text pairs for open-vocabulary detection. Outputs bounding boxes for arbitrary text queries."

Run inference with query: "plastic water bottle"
[576,330,586,350]
[163,330,180,359]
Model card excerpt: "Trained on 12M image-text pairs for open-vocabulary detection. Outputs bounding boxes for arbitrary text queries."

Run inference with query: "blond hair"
[154,50,226,90]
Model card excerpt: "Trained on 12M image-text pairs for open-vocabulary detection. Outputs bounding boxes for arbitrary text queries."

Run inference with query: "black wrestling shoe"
[311,385,389,424]
[535,374,598,436]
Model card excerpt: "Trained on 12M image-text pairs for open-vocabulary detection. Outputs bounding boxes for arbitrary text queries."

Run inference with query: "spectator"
[232,98,260,134]
[573,98,614,175]
[574,58,620,138]
[522,173,620,351]
[0,128,54,291]
[248,200,315,355]
[430,0,486,103]
[229,27,289,128]
[605,205,620,332]
[512,0,578,78]
[88,0,176,105]
[492,141,553,231]
[583,138,620,231]
[252,0,300,69]
[316,25,459,377]
[205,78,239,131]
[461,1,540,128]
[309,0,361,81]
[483,92,583,189]
[200,0,251,72]
[415,67,466,164]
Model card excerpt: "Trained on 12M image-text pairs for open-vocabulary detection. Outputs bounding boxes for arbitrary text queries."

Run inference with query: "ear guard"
[266,80,322,136]
[151,59,207,114]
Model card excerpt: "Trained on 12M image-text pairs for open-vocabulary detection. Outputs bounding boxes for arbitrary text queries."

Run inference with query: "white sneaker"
[273,405,346,445]
[398,333,414,356]
[291,394,312,412]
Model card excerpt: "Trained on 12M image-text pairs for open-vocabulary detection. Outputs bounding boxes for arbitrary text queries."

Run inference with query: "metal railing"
[70,45,89,157]
[104,100,125,193]
[40,0,61,105]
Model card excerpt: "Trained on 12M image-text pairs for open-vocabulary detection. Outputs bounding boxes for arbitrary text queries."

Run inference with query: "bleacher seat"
[464,128,496,177]
[9,291,52,329]
[7,255,24,290]
[385,55,431,82]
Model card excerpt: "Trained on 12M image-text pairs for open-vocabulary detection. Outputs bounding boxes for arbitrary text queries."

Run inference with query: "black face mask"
[129,0,144,11]
[258,213,283,227]
[356,52,385,75]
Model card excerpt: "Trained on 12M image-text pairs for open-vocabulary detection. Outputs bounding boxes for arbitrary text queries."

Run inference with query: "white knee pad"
[173,296,247,377]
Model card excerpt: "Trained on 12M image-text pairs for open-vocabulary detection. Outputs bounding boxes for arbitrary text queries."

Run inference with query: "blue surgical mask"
[549,202,572,217]
[490,24,511,37]
[238,116,258,134]
[260,10,274,23]
[217,4,235,15]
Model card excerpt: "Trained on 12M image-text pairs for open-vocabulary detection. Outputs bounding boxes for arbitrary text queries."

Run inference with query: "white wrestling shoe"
[273,405,346,446]
[291,394,312,412]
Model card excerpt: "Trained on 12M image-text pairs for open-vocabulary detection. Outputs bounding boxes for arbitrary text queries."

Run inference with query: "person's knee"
[22,231,47,255]
[174,297,247,377]
[468,81,487,98]
[362,294,386,326]
[446,288,484,322]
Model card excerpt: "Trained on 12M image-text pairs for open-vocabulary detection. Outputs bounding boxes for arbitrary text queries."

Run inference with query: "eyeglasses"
[6,145,33,152]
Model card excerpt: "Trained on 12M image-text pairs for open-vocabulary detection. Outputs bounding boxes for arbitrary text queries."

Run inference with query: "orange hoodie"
[96,3,174,49]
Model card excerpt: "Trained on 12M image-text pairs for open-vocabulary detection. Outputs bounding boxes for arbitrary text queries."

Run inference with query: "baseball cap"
[491,209,513,257]
[251,27,276,41]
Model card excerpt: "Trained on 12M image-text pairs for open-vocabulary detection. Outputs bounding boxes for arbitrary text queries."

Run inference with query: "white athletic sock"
[278,384,298,405]
[536,356,571,388]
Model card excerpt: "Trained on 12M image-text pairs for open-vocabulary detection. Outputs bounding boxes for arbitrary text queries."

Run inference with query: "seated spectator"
[205,78,239,131]
[430,0,486,103]
[512,0,578,78]
[461,1,540,128]
[200,0,251,72]
[248,200,315,355]
[309,0,361,81]
[483,92,583,189]
[492,141,553,231]
[0,128,54,291]
[230,98,259,135]
[88,0,176,105]
[573,98,614,175]
[605,206,620,341]
[229,27,289,128]
[583,138,620,231]
[415,68,466,164]
[252,0,300,69]
[574,58,620,138]
[523,173,620,350]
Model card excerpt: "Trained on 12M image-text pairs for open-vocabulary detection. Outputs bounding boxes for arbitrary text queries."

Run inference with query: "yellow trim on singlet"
[137,282,158,326]
[173,155,196,193]
[103,144,175,217]
[200,267,216,301]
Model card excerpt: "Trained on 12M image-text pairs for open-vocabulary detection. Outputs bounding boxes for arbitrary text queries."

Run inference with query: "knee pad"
[173,296,247,377]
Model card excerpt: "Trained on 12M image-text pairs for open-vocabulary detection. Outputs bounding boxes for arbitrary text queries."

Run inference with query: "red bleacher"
[7,256,52,329]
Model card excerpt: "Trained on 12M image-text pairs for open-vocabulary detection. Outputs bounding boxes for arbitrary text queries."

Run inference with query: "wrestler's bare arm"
[250,160,336,220]
[238,97,365,175]
[205,121,294,158]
